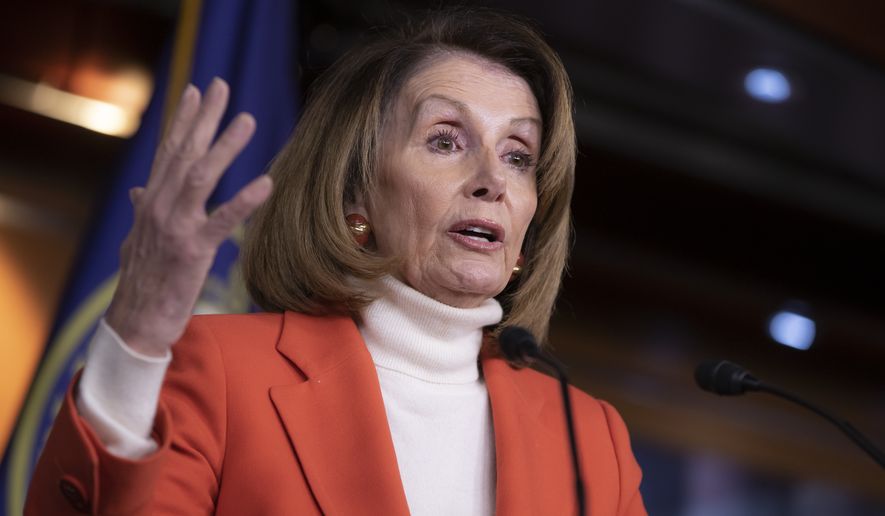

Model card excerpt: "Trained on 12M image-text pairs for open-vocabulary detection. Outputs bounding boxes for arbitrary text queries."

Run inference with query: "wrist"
[104,306,174,359]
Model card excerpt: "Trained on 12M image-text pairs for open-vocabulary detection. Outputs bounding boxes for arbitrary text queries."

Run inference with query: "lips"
[448,219,505,251]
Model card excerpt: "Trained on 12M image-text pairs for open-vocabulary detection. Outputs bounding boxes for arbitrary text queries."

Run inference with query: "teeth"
[466,226,492,235]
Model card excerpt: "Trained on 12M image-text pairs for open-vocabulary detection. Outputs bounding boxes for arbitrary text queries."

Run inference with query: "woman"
[26,8,645,516]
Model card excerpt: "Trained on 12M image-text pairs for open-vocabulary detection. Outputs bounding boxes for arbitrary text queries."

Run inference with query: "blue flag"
[1,1,298,513]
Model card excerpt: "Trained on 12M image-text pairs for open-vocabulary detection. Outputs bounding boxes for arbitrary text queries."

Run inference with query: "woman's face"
[364,54,541,308]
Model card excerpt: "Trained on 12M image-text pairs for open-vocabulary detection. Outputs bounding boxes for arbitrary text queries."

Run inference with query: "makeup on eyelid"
[362,54,540,308]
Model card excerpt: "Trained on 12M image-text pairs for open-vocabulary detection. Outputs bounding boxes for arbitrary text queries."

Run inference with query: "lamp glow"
[0,74,140,137]
[769,310,815,350]
[744,68,791,103]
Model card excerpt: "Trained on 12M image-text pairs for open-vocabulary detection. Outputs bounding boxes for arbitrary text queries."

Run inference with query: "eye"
[428,128,461,153]
[504,150,535,169]
[436,136,455,151]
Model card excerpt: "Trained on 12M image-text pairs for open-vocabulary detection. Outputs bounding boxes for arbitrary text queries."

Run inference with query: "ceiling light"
[744,68,791,103]
[0,74,141,137]
[769,310,815,350]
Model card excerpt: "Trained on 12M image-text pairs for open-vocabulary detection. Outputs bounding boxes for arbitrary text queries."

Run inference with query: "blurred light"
[76,97,133,135]
[0,74,141,137]
[769,310,815,350]
[744,68,791,103]
[69,64,152,111]
[0,229,50,454]
[0,193,69,233]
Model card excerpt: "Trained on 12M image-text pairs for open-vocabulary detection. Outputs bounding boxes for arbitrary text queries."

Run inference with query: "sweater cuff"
[75,318,172,459]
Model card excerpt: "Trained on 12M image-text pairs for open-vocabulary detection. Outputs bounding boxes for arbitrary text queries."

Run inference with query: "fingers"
[135,78,264,249]
[148,85,200,189]
[151,78,231,209]
[181,78,230,164]
[172,112,256,215]
[203,175,273,245]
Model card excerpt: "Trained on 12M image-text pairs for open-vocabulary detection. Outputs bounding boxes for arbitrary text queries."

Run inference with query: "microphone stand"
[500,327,587,515]
[696,360,885,470]
[535,352,587,516]
[756,382,885,469]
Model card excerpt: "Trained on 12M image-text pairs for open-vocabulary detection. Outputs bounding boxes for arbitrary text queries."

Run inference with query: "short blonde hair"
[242,7,575,344]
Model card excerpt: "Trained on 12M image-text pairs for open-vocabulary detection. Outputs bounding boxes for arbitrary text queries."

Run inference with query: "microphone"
[695,359,885,469]
[694,359,761,395]
[500,327,586,516]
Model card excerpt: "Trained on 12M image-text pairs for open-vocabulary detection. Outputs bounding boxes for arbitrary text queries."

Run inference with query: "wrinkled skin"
[355,54,541,308]
[105,79,272,356]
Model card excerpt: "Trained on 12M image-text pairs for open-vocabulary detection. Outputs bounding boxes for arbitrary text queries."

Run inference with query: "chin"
[404,260,507,306]
[446,264,507,300]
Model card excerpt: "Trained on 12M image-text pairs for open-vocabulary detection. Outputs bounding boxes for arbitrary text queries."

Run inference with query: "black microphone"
[695,359,885,469]
[694,359,761,395]
[500,327,586,516]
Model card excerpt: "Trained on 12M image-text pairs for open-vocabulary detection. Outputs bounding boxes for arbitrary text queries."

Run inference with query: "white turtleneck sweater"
[359,276,502,515]
[76,276,502,515]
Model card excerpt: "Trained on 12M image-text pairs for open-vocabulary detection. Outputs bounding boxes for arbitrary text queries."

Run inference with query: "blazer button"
[59,475,90,513]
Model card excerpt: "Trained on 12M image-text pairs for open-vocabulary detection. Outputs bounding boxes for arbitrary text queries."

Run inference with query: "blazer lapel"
[483,357,575,516]
[269,312,410,516]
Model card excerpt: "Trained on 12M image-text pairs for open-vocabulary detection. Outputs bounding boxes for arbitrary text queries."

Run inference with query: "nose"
[467,149,506,202]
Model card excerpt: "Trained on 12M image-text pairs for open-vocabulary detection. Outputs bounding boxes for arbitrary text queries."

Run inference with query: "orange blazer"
[26,312,646,515]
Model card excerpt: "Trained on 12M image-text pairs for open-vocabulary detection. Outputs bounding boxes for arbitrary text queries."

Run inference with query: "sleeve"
[599,400,647,516]
[76,319,171,459]
[25,317,229,515]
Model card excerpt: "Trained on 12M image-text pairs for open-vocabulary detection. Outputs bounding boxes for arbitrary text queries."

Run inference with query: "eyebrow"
[410,93,542,132]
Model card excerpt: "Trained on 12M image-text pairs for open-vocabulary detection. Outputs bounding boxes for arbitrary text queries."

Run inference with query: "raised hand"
[104,78,272,357]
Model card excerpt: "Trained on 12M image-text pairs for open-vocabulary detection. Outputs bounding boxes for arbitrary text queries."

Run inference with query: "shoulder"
[174,311,360,379]
[498,360,613,423]
[182,311,351,347]
[186,311,285,339]
[493,360,645,513]
[490,358,637,462]
[167,313,284,374]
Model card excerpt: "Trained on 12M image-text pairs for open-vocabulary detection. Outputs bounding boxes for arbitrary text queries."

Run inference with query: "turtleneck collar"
[357,275,503,384]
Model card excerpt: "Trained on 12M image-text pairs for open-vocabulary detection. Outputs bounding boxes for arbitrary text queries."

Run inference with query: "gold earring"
[346,214,370,246]
[510,254,524,280]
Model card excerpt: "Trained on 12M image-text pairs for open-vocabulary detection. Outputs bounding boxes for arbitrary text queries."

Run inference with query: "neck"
[357,275,503,384]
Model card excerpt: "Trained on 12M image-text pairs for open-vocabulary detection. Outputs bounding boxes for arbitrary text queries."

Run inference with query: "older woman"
[26,8,645,516]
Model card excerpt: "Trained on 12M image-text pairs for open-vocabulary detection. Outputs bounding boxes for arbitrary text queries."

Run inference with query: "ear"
[344,189,369,219]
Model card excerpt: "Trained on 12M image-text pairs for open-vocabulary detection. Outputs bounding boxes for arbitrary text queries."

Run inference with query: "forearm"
[27,316,226,515]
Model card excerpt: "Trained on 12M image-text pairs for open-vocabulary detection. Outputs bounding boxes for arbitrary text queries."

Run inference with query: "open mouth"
[456,226,498,242]
[448,220,504,244]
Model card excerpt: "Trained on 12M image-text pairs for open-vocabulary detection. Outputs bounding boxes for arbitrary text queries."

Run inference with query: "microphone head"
[499,326,541,362]
[695,360,760,395]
